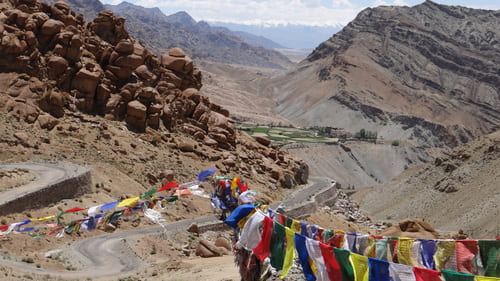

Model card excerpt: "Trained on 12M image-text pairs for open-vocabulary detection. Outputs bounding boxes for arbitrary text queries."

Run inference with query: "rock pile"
[0,0,308,188]
[330,191,380,230]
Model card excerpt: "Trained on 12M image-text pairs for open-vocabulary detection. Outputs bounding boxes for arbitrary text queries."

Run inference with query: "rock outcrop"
[0,0,308,188]
[266,1,499,147]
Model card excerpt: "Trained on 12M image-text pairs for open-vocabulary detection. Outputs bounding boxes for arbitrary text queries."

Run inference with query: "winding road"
[0,163,333,279]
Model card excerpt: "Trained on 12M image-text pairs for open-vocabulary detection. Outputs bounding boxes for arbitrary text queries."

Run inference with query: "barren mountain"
[39,0,293,69]
[265,1,499,147]
[353,131,500,239]
[283,140,431,190]
[0,0,308,190]
[104,2,293,69]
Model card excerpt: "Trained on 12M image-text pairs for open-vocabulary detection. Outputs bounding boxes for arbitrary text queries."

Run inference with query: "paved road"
[0,163,67,205]
[0,176,332,279]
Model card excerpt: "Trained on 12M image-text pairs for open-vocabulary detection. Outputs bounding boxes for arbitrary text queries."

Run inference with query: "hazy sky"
[100,0,500,26]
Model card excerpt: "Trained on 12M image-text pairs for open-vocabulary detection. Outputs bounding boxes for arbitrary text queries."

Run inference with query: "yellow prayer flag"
[474,277,500,281]
[31,215,56,221]
[364,237,376,258]
[434,240,456,271]
[397,237,415,266]
[117,196,140,208]
[237,209,256,229]
[231,178,239,197]
[350,252,369,281]
[291,219,301,233]
[280,227,296,279]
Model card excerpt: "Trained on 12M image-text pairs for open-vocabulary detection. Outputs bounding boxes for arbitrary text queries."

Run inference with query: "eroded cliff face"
[0,0,308,188]
[267,1,499,147]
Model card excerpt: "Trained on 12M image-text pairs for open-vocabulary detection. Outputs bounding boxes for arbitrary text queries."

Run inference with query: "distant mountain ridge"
[41,0,292,69]
[209,21,342,49]
[265,1,499,147]
[105,2,292,69]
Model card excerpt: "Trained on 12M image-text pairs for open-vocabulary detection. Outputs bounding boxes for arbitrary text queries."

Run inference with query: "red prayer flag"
[277,214,286,225]
[316,228,324,242]
[413,266,442,281]
[157,181,179,191]
[319,242,343,281]
[328,232,345,248]
[456,240,479,274]
[64,207,88,213]
[253,216,273,261]
[237,178,248,193]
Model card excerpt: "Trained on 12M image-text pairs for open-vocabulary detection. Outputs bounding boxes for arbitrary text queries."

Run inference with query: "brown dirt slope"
[353,131,500,239]
[264,1,499,147]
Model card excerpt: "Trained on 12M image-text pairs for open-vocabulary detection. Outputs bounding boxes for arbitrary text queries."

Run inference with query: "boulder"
[125,103,147,132]
[178,141,195,152]
[126,100,146,118]
[203,136,218,146]
[72,68,101,95]
[159,170,175,183]
[107,65,132,80]
[187,223,199,235]
[196,239,229,257]
[47,55,68,77]
[160,54,186,73]
[169,47,185,57]
[113,54,143,69]
[37,113,59,130]
[135,65,155,81]
[214,237,231,251]
[40,19,64,36]
[54,1,70,14]
[114,39,134,55]
[195,243,216,258]
[255,136,271,147]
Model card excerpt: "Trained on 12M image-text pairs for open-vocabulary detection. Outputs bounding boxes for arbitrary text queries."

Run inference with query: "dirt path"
[0,175,331,279]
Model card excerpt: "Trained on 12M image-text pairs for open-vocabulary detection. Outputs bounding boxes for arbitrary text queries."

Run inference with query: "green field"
[236,123,338,147]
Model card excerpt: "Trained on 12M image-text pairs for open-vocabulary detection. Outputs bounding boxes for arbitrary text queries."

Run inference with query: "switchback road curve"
[0,165,334,279]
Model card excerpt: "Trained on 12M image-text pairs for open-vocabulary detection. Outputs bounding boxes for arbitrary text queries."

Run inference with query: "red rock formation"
[0,0,309,188]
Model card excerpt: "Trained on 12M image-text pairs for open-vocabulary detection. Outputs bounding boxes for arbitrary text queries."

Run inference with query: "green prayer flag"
[441,269,475,281]
[285,216,293,228]
[478,240,500,277]
[323,229,334,243]
[270,222,286,270]
[375,238,389,261]
[334,247,355,281]
[140,188,157,199]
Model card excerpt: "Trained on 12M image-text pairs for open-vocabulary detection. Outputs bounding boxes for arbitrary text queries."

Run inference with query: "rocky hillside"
[353,131,500,239]
[104,2,293,69]
[265,1,499,147]
[0,0,308,190]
